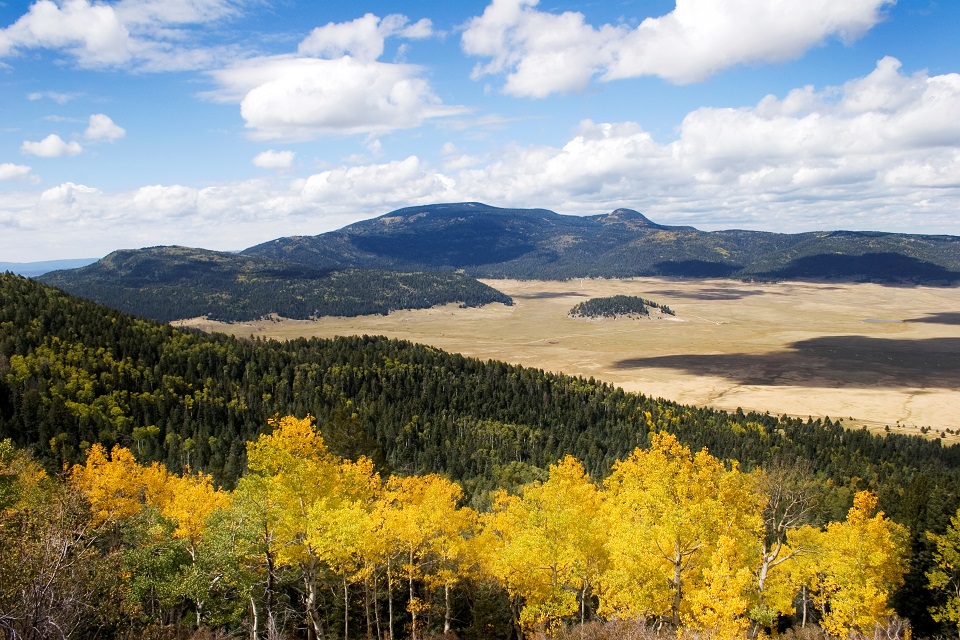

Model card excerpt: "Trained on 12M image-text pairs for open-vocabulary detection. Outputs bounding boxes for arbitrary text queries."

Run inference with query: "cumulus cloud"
[21,134,83,157]
[0,0,244,71]
[298,13,432,62]
[207,13,463,140]
[300,156,453,204]
[462,0,894,96]
[0,163,38,183]
[85,113,126,141]
[252,149,295,170]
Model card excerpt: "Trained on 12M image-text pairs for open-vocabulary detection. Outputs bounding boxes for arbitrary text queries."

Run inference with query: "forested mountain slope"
[244,202,960,282]
[2,272,959,631]
[37,245,512,321]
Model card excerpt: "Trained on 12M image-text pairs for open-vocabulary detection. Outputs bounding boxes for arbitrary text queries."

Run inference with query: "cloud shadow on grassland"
[646,287,772,301]
[513,291,588,299]
[905,312,960,326]
[613,336,960,388]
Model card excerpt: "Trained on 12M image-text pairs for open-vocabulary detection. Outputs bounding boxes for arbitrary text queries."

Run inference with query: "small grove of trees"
[3,420,945,640]
[569,295,674,319]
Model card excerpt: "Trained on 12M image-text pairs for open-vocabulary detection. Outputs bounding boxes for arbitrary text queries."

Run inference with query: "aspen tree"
[599,433,763,634]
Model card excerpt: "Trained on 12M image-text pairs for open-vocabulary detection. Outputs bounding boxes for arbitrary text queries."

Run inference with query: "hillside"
[243,202,960,283]
[2,272,960,633]
[37,245,512,322]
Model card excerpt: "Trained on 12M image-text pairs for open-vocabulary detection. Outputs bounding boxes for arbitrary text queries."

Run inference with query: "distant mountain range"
[0,257,97,277]
[36,202,960,322]
[244,202,960,282]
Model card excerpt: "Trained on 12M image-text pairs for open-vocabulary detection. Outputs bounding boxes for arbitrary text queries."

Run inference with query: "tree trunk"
[265,544,279,640]
[409,549,417,640]
[444,582,452,634]
[387,558,394,640]
[250,594,259,640]
[365,574,373,640]
[801,585,808,627]
[671,548,683,628]
[344,576,350,640]
[374,571,382,640]
[305,569,326,640]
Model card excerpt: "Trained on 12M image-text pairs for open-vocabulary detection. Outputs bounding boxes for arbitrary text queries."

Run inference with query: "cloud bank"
[2,49,958,260]
[462,0,894,96]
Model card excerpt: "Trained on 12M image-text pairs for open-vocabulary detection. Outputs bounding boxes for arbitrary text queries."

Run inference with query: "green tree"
[928,510,960,638]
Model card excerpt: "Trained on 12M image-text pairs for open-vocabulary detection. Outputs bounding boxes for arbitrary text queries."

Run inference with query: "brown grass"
[174,278,960,438]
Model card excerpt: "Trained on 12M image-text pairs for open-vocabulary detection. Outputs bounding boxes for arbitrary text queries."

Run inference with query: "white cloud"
[85,113,126,141]
[298,13,433,62]
[462,0,893,96]
[209,55,465,140]
[252,149,295,170]
[0,0,135,66]
[0,0,245,71]
[27,90,81,104]
[203,12,460,140]
[21,133,83,157]
[0,163,38,183]
[114,0,241,27]
[300,156,453,205]
[132,184,199,218]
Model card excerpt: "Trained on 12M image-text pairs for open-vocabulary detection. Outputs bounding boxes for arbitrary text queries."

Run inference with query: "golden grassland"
[174,278,960,442]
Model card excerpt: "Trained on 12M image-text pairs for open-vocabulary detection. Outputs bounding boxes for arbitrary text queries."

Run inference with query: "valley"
[177,277,960,438]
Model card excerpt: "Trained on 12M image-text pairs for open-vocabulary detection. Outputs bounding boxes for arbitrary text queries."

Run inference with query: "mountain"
[243,202,960,283]
[37,245,512,322]
[0,257,98,277]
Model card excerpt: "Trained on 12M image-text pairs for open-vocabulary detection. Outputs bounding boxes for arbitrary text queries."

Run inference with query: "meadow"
[177,278,960,439]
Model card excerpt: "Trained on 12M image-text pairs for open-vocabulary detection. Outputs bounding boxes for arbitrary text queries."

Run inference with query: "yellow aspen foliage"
[685,535,756,640]
[598,433,764,631]
[379,473,471,640]
[927,510,960,637]
[158,471,230,559]
[71,443,156,525]
[813,491,908,637]
[306,455,382,585]
[478,455,605,634]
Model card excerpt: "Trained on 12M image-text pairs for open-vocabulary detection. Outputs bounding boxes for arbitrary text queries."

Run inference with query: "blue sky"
[1,0,959,262]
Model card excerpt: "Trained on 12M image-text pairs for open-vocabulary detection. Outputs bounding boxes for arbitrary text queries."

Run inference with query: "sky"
[1,0,959,262]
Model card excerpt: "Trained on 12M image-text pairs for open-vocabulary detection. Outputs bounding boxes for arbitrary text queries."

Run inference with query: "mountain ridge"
[243,202,960,282]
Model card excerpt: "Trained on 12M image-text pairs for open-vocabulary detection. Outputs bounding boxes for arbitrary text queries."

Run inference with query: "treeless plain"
[175,278,960,440]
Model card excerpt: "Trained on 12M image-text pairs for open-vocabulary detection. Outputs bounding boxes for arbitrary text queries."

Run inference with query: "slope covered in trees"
[2,272,960,635]
[37,246,513,322]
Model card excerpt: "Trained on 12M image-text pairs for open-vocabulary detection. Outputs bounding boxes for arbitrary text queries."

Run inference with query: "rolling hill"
[243,202,960,282]
[37,245,512,322]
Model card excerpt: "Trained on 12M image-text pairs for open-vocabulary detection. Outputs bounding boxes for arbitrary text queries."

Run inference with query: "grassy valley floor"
[175,278,960,440]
